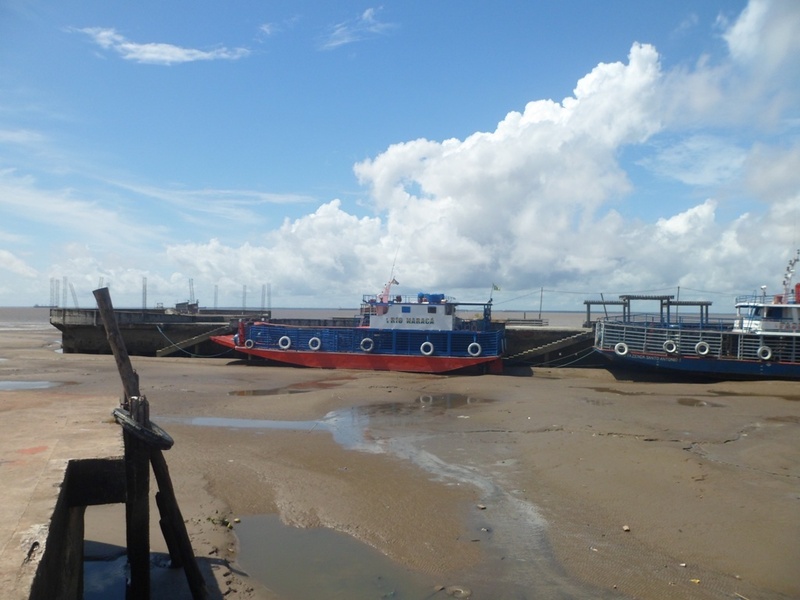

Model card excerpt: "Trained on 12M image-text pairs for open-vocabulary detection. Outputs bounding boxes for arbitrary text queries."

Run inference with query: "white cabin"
[361,293,458,331]
[733,294,800,334]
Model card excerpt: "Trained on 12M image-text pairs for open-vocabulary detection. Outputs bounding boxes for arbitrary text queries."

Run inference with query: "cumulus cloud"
[73,27,250,65]
[351,43,663,286]
[141,2,799,308]
[166,200,385,302]
[8,0,798,309]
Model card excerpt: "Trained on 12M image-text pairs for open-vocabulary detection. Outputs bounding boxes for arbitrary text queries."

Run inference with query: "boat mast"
[782,249,800,302]
[378,251,400,303]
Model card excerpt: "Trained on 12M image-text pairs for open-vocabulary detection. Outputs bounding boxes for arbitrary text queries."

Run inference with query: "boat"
[593,250,800,380]
[211,279,505,374]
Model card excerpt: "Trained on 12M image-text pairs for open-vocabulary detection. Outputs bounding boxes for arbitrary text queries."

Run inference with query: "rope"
[503,343,597,368]
[156,325,235,358]
[535,346,597,368]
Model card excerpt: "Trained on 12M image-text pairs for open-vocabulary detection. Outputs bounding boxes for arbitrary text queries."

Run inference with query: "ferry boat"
[593,251,800,380]
[211,279,505,374]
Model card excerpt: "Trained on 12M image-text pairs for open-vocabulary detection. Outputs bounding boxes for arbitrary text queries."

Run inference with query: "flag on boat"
[492,283,501,291]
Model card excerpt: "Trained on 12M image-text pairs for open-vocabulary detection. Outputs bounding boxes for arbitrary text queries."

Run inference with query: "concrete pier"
[0,384,123,599]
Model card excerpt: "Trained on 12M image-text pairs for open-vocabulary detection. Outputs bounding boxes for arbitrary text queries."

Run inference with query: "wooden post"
[93,287,141,404]
[94,287,209,600]
[123,397,151,600]
[94,288,150,600]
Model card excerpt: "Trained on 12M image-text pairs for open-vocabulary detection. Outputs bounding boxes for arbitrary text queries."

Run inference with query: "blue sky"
[1,0,799,310]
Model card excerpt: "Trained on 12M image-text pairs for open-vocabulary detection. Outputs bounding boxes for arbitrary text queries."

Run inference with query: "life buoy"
[244,339,255,349]
[663,340,678,354]
[420,341,434,356]
[360,337,374,352]
[308,337,321,351]
[757,345,772,361]
[467,342,482,357]
[614,342,629,356]
[278,336,292,350]
[695,341,710,356]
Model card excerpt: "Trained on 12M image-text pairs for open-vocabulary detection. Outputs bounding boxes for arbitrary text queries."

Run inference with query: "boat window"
[764,307,784,319]
[427,306,437,314]
[402,306,411,313]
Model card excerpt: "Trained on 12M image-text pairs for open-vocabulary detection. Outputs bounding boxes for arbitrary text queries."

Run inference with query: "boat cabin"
[734,285,800,333]
[360,292,459,331]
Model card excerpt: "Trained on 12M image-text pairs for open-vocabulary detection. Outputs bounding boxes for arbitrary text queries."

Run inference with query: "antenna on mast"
[782,249,800,300]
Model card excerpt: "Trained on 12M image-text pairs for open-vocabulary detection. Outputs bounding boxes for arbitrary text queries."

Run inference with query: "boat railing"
[600,313,733,330]
[736,293,799,305]
[596,318,800,363]
[361,293,455,305]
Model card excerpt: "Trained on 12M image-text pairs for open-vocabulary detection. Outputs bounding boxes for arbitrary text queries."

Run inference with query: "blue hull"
[244,324,504,358]
[597,348,800,380]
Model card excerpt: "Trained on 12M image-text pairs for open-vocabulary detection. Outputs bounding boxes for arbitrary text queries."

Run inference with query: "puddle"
[228,378,353,396]
[706,390,800,402]
[677,398,726,407]
[165,392,610,598]
[229,388,310,396]
[766,415,800,424]
[236,515,439,599]
[83,555,126,600]
[587,386,653,396]
[0,381,60,391]
[165,394,490,452]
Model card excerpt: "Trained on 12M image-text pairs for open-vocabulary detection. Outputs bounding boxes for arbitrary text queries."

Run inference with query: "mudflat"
[1,326,798,599]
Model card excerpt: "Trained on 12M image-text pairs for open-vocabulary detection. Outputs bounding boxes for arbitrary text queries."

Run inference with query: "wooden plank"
[151,449,209,599]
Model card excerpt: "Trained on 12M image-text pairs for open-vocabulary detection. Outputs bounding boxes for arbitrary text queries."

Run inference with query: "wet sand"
[1,324,799,599]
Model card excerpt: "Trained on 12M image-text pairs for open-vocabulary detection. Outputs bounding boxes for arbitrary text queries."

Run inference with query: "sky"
[1,0,799,311]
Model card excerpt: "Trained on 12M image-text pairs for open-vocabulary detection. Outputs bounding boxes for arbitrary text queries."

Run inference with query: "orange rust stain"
[17,445,48,455]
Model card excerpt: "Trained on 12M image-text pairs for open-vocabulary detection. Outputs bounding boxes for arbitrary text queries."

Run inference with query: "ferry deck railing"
[595,314,800,363]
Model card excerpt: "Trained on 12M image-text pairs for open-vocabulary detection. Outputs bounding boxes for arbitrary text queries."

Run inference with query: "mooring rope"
[155,325,235,358]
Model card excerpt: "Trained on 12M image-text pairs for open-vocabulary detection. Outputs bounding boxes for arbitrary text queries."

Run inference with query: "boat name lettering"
[387,317,435,324]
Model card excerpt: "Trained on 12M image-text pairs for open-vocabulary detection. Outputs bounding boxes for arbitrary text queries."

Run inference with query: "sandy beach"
[1,317,799,599]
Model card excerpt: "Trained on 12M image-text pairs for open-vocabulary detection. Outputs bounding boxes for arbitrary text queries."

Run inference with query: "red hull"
[212,335,503,374]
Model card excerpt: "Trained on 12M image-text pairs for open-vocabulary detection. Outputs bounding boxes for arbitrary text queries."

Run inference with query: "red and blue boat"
[211,279,505,374]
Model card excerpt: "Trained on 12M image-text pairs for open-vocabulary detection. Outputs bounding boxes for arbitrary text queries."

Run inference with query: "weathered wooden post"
[94,287,151,599]
[93,287,208,600]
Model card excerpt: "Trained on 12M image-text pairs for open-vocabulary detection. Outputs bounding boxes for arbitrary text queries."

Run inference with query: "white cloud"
[320,7,396,50]
[655,200,717,237]
[63,0,800,307]
[0,129,46,146]
[0,249,38,278]
[73,27,250,65]
[351,43,662,287]
[723,0,800,72]
[640,136,747,186]
[4,0,798,309]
